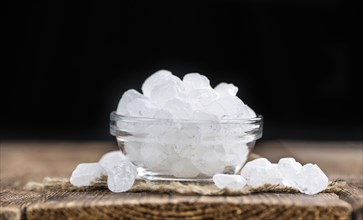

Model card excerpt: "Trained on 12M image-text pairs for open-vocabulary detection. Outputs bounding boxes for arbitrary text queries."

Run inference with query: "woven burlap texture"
[24,153,345,195]
[24,176,344,196]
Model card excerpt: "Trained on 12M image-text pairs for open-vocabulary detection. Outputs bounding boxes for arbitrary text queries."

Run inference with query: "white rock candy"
[149,75,185,105]
[213,174,247,189]
[121,70,256,122]
[107,160,138,193]
[70,163,106,186]
[240,158,271,178]
[99,151,126,173]
[241,158,282,187]
[295,163,328,195]
[223,143,250,167]
[239,157,328,195]
[204,96,247,119]
[154,109,173,119]
[171,158,200,178]
[188,88,219,107]
[175,124,201,146]
[163,98,193,119]
[215,82,238,96]
[183,73,211,92]
[126,98,158,118]
[117,89,144,115]
[139,142,169,169]
[141,69,172,97]
[278,157,302,188]
[71,150,328,195]
[192,110,219,121]
[246,165,283,187]
[193,111,220,136]
[191,144,226,176]
[114,70,259,178]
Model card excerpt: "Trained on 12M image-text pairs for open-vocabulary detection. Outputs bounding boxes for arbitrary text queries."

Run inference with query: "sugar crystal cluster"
[70,163,106,187]
[118,70,256,120]
[116,70,258,177]
[70,71,328,195]
[213,157,329,195]
[70,150,137,192]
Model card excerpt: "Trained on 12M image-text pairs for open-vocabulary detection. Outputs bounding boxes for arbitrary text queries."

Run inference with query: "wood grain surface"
[1,141,362,220]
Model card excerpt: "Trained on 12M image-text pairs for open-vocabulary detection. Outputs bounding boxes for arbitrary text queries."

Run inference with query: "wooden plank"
[1,141,361,220]
[0,207,21,220]
[0,189,43,220]
[0,141,116,219]
[0,141,116,187]
[255,141,363,220]
[24,191,351,220]
[338,180,363,220]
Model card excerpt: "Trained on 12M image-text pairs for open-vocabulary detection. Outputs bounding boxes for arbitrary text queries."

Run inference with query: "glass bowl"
[110,111,263,181]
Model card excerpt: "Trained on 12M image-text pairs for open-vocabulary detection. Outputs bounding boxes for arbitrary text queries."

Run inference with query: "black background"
[3,0,362,140]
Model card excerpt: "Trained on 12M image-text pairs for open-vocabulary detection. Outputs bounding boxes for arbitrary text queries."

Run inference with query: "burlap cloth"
[24,153,345,195]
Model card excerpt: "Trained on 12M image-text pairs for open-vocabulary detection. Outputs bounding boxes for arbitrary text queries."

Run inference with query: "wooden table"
[1,141,362,220]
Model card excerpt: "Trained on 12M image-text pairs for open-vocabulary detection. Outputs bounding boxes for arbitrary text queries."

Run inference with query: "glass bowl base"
[138,168,213,182]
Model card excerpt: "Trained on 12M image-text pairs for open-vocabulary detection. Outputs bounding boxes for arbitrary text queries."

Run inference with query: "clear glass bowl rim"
[110,111,263,124]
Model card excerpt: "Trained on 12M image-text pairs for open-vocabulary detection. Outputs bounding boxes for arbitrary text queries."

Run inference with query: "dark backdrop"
[3,0,362,140]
